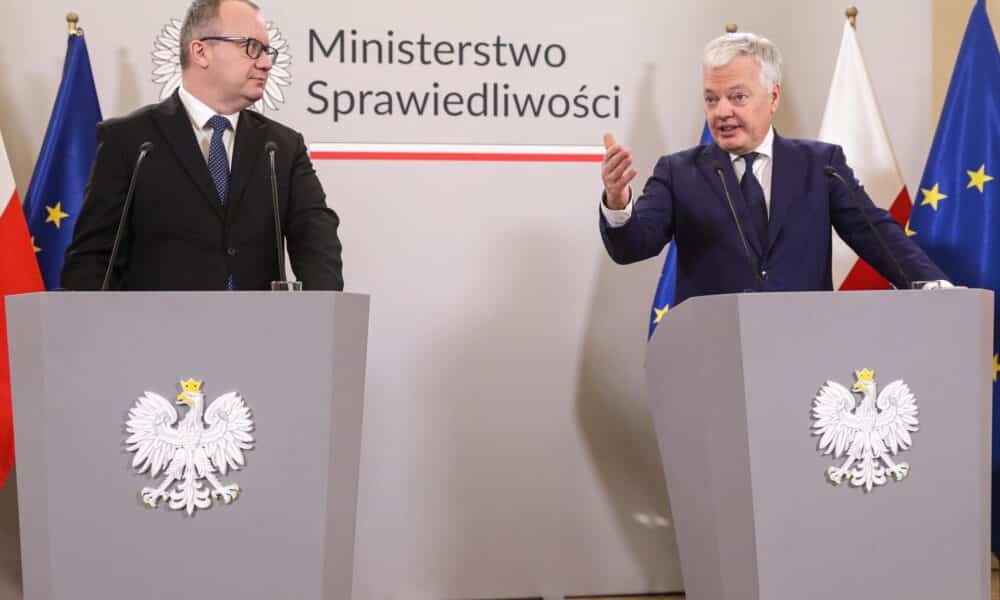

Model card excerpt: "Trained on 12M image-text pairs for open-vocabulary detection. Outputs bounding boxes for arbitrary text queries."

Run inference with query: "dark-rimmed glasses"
[200,35,278,61]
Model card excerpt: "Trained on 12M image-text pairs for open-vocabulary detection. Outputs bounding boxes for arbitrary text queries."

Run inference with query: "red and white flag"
[818,21,913,290]
[0,130,43,489]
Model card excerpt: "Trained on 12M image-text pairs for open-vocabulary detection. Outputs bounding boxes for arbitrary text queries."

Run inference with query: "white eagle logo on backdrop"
[811,369,919,492]
[125,378,255,515]
[151,18,292,112]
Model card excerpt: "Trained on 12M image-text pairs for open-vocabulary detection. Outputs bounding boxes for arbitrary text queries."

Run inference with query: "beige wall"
[933,0,1000,129]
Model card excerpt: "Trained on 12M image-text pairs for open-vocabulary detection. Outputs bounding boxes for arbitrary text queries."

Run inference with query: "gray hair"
[179,0,260,68]
[703,32,783,90]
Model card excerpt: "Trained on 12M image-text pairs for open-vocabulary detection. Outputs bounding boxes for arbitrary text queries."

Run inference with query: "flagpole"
[846,6,858,29]
[66,12,83,36]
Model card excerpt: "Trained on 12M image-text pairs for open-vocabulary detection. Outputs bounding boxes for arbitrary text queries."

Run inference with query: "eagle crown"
[852,369,875,394]
[179,378,203,393]
[176,378,205,406]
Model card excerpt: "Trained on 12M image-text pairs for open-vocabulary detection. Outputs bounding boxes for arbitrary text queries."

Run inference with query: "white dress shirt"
[602,127,776,227]
[177,84,240,167]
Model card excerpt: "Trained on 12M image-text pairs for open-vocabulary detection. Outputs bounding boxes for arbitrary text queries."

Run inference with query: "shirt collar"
[178,84,240,132]
[728,126,774,163]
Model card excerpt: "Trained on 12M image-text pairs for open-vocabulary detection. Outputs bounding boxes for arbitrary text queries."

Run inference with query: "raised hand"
[601,132,637,210]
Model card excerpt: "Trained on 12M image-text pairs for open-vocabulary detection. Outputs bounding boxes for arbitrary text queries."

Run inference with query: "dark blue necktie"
[206,115,230,204]
[206,115,235,290]
[740,152,769,250]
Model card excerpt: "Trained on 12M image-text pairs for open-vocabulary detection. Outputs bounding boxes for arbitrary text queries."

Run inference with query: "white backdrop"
[0,1,932,598]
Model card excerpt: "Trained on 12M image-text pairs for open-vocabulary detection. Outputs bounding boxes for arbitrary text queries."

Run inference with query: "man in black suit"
[63,0,343,291]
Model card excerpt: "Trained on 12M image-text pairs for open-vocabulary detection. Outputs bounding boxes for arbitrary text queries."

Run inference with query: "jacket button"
[227,247,238,256]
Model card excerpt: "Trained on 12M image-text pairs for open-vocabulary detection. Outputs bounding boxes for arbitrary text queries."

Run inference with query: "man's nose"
[712,98,735,118]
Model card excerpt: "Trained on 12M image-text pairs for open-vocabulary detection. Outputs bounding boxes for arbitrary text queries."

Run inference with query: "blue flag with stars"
[648,123,713,338]
[24,32,102,290]
[907,0,1000,553]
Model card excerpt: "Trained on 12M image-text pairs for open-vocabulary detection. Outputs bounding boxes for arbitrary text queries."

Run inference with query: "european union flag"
[24,31,102,290]
[648,123,713,338]
[907,0,1000,553]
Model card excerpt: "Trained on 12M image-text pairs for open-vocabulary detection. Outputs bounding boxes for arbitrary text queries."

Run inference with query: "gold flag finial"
[725,23,739,34]
[67,12,82,36]
[846,6,858,29]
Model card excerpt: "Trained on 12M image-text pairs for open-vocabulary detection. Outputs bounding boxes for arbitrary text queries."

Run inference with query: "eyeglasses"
[199,35,278,61]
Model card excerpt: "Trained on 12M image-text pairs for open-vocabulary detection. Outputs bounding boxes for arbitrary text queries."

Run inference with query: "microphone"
[711,160,763,291]
[823,166,912,290]
[101,141,154,291]
[265,141,299,291]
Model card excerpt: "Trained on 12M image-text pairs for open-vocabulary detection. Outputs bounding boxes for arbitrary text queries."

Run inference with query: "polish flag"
[0,131,44,489]
[819,20,913,290]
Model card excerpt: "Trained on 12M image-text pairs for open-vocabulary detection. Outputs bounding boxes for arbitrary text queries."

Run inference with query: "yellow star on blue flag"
[967,164,994,193]
[44,202,70,229]
[653,305,669,324]
[919,183,948,210]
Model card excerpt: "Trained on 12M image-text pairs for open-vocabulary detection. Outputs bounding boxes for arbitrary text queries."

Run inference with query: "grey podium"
[646,289,993,600]
[6,291,369,600]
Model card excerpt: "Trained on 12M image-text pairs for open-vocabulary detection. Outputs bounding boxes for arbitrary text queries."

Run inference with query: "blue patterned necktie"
[206,115,235,289]
[206,115,230,204]
[740,152,769,251]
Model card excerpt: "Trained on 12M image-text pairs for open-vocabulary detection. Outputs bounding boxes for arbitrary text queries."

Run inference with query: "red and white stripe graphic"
[0,130,43,489]
[819,21,913,290]
[309,143,604,163]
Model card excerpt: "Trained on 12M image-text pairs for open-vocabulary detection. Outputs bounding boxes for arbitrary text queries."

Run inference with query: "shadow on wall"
[0,470,23,599]
[574,62,682,594]
[115,46,143,118]
[428,222,622,594]
[771,67,804,140]
[396,189,679,597]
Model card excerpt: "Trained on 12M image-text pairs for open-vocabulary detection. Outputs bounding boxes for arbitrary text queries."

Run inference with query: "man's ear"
[770,83,781,113]
[189,40,210,69]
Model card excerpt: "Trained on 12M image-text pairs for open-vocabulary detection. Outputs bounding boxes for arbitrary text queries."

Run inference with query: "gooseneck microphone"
[711,161,763,291]
[823,166,912,290]
[265,141,299,290]
[101,141,154,291]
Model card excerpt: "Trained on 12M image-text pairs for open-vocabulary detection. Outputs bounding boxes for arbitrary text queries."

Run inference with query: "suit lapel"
[225,110,265,222]
[698,143,763,257]
[150,91,223,219]
[766,132,804,253]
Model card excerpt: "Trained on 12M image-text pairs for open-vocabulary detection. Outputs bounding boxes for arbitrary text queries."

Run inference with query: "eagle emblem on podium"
[125,379,255,515]
[811,369,919,492]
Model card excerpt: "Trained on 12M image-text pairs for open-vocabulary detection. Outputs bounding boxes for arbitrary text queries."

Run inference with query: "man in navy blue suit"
[600,32,948,306]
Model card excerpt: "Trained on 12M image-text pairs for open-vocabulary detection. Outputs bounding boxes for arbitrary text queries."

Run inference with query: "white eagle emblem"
[125,378,255,515]
[151,18,292,112]
[811,369,919,492]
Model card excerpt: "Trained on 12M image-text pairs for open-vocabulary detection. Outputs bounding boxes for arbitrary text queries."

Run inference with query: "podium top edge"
[659,287,993,323]
[8,290,368,299]
[682,288,992,303]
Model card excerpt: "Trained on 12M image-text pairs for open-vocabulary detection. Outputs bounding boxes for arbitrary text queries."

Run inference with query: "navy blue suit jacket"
[600,133,947,305]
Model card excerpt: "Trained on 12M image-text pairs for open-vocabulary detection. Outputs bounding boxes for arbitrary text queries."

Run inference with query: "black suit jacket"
[62,91,343,291]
